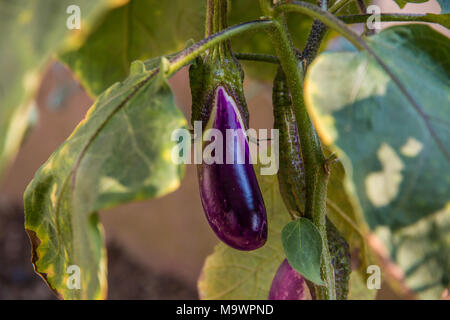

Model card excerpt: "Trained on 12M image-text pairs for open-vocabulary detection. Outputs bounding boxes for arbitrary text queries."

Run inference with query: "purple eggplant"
[268,259,312,300]
[198,86,267,250]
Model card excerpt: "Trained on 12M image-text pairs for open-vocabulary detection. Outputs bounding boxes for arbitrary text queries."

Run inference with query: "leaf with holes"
[305,25,450,299]
[24,60,187,299]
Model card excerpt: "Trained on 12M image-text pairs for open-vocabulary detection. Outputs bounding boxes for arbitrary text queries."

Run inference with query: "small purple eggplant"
[198,86,267,250]
[268,259,312,300]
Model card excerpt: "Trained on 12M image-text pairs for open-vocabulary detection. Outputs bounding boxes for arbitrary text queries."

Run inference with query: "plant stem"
[206,0,213,37]
[275,1,364,49]
[166,20,273,76]
[234,52,280,64]
[267,14,336,299]
[259,0,273,16]
[302,0,328,68]
[355,0,373,35]
[302,20,327,68]
[340,13,449,25]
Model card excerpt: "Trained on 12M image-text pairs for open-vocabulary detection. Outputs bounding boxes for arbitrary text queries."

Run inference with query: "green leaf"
[377,205,449,299]
[198,163,292,299]
[59,0,205,96]
[304,25,450,299]
[229,0,321,81]
[330,0,372,15]
[437,0,450,13]
[0,0,113,179]
[325,149,372,273]
[394,0,429,9]
[281,218,325,286]
[24,60,187,299]
[347,270,377,300]
[325,150,375,297]
[58,0,335,91]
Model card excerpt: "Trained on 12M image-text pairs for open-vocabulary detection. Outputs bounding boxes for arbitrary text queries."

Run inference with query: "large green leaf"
[304,25,449,299]
[58,0,334,92]
[0,0,113,179]
[325,149,372,273]
[59,0,205,97]
[24,60,187,299]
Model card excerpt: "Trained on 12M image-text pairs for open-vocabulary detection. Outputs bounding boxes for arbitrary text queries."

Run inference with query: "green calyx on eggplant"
[189,0,267,251]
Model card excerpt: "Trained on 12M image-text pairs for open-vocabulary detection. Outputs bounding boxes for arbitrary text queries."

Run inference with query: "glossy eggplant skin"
[198,86,267,251]
[268,259,312,300]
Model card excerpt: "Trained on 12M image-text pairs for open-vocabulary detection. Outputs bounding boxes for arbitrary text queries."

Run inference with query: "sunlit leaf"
[0,0,114,179]
[59,0,337,91]
[24,60,187,299]
[59,0,205,96]
[305,25,450,299]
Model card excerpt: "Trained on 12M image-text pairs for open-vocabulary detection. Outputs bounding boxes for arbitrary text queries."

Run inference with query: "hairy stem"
[340,13,449,25]
[267,14,336,299]
[302,20,327,68]
[302,0,328,68]
[234,52,280,64]
[275,1,364,49]
[166,20,273,75]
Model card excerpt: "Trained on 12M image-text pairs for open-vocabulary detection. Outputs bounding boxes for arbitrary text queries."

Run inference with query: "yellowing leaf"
[24,61,187,299]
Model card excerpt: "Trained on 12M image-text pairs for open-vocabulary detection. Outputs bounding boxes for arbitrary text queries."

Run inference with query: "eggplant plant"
[0,0,449,300]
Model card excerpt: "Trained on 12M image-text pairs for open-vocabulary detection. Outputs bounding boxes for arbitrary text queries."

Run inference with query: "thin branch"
[234,52,280,64]
[302,20,328,68]
[167,20,273,74]
[356,0,374,35]
[268,14,336,299]
[341,13,450,27]
[302,0,329,67]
